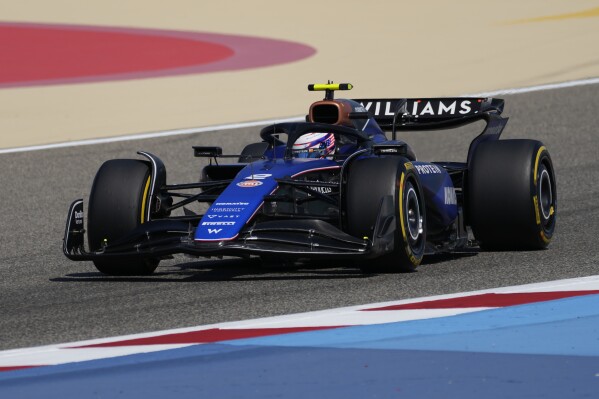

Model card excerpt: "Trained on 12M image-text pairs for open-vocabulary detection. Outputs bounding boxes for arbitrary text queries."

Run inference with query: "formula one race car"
[64,83,556,275]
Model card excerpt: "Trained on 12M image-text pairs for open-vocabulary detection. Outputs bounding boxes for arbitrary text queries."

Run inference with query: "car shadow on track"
[51,252,479,283]
[50,258,375,283]
[421,251,478,265]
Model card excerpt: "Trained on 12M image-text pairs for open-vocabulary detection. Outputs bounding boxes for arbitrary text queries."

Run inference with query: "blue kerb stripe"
[2,345,598,399]
[2,294,598,383]
[223,294,599,356]
[2,295,599,398]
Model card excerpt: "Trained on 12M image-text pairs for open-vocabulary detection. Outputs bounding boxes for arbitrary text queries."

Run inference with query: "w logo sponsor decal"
[207,228,222,234]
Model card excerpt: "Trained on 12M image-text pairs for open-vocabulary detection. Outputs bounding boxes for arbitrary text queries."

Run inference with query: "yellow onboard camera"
[308,82,353,99]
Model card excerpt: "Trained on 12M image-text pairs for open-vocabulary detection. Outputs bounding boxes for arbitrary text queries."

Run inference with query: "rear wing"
[353,97,504,131]
[354,97,509,166]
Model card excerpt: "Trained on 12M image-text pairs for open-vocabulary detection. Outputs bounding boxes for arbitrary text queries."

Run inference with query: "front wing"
[63,199,397,262]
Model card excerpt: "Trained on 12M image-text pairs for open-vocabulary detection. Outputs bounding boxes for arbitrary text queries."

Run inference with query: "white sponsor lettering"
[412,101,419,115]
[214,202,249,206]
[210,214,240,218]
[438,101,456,114]
[207,228,223,234]
[202,221,236,226]
[211,207,244,212]
[420,102,435,115]
[244,173,271,180]
[310,186,333,194]
[415,164,442,174]
[459,100,472,114]
[385,102,394,116]
[444,187,457,205]
[74,210,83,224]
[368,100,475,117]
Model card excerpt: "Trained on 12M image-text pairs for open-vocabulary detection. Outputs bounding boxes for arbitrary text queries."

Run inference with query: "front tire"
[88,159,159,275]
[345,157,426,272]
[468,139,556,250]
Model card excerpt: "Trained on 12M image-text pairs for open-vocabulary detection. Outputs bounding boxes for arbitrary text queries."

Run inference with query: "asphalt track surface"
[0,83,598,351]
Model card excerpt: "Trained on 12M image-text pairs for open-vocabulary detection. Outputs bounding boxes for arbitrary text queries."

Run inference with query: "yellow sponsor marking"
[140,175,151,224]
[540,230,550,244]
[414,257,421,266]
[398,172,420,266]
[409,252,421,266]
[404,162,414,170]
[508,6,599,24]
[533,195,541,225]
[533,146,546,185]
[398,172,407,242]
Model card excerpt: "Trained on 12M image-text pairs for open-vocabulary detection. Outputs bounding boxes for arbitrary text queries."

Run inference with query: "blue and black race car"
[64,83,557,275]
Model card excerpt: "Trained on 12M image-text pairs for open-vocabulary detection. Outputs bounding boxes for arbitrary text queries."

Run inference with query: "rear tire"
[88,159,159,275]
[468,139,556,250]
[345,157,426,272]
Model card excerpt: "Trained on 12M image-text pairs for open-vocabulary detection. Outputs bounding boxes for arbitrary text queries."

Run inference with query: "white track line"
[1,77,598,155]
[464,76,599,97]
[1,275,599,368]
[0,116,303,155]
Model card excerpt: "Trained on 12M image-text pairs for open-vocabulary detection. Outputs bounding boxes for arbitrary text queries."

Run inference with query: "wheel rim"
[405,184,422,242]
[538,167,553,221]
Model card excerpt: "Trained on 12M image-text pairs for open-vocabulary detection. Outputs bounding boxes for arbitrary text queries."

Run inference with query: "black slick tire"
[468,139,556,250]
[88,159,159,275]
[345,157,426,272]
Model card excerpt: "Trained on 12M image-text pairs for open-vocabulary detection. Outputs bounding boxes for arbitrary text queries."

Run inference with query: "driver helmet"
[292,133,335,158]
